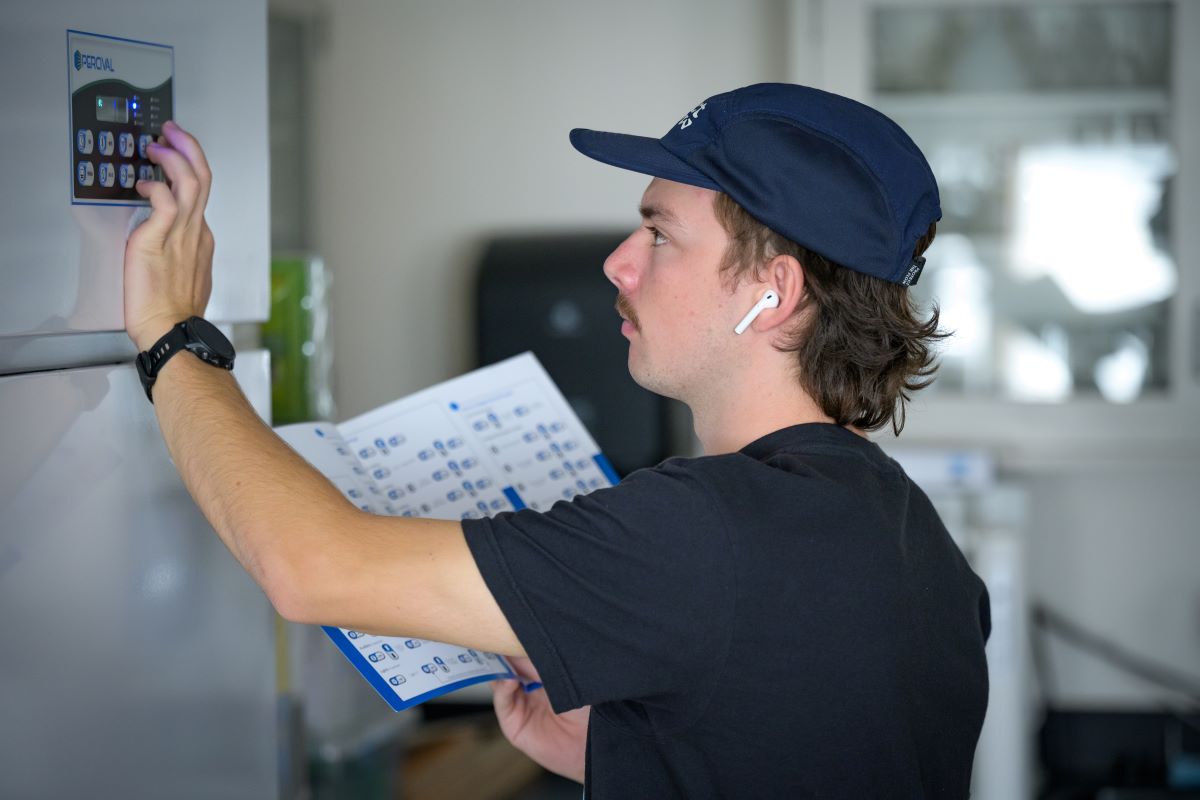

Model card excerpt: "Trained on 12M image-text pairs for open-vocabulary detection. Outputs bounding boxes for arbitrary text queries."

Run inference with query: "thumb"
[491,678,523,719]
[505,655,541,682]
[130,179,177,247]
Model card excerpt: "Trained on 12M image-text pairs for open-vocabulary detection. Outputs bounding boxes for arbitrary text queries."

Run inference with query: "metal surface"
[0,352,276,799]
[0,0,270,355]
[0,2,274,793]
[0,331,135,377]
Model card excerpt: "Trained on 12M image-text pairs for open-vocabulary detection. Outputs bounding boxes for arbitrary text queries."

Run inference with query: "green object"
[262,255,333,425]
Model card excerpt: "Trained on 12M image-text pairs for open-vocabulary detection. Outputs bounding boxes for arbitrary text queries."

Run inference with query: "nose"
[603,229,643,293]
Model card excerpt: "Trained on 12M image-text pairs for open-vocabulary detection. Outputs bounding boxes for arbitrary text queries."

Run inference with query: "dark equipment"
[475,233,675,478]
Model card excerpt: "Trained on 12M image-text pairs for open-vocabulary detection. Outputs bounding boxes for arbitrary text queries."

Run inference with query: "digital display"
[96,95,128,123]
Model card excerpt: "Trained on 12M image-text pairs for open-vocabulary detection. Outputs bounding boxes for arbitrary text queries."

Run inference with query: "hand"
[492,655,589,783]
[123,120,215,352]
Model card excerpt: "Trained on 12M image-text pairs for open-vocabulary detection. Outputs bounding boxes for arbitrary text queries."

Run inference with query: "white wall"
[302,0,787,418]
[1026,460,1200,707]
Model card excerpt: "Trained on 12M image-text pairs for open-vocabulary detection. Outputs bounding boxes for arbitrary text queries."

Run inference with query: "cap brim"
[569,129,721,191]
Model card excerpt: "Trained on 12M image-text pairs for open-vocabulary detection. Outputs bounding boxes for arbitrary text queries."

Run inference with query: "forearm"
[150,350,351,610]
[122,123,523,652]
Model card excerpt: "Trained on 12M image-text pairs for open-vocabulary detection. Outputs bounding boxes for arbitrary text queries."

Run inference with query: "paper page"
[275,422,518,709]
[276,353,620,710]
[337,351,619,517]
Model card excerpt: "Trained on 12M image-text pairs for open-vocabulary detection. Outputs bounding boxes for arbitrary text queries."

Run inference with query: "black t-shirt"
[463,423,990,798]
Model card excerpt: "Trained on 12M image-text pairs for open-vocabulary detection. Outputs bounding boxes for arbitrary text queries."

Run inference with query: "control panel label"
[67,30,173,206]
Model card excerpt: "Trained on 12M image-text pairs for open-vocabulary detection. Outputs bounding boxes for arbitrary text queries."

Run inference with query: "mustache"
[615,295,639,329]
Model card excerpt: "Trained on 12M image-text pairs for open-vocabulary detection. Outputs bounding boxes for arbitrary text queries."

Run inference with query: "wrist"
[132,313,191,352]
[134,328,172,354]
[135,316,236,403]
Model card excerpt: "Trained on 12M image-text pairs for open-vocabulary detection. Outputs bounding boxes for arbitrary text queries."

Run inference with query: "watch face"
[186,317,236,361]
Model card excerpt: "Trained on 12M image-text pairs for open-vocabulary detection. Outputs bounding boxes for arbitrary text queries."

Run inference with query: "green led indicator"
[97,98,103,107]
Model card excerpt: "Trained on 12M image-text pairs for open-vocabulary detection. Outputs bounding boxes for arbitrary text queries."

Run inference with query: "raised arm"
[124,121,523,657]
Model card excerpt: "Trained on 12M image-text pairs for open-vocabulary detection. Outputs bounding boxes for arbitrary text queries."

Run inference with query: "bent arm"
[124,120,522,657]
[149,354,525,656]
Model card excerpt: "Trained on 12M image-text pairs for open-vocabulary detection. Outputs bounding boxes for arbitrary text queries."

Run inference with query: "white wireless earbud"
[733,290,780,335]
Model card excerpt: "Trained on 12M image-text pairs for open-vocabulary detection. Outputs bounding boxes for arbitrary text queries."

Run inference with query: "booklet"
[275,352,621,710]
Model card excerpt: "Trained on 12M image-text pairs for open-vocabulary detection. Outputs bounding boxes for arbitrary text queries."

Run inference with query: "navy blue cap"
[570,83,941,285]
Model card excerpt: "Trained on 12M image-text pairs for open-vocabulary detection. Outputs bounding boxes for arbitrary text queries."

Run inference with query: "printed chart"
[276,353,620,709]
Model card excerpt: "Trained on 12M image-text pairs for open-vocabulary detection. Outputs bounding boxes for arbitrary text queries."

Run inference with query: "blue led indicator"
[132,102,138,110]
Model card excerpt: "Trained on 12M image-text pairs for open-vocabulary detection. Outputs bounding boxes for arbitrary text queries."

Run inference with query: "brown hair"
[713,193,948,435]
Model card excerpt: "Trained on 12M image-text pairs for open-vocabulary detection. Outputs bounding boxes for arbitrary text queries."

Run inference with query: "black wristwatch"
[136,316,236,403]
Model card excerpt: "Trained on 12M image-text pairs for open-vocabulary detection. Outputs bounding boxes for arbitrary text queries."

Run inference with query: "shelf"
[873,90,1170,118]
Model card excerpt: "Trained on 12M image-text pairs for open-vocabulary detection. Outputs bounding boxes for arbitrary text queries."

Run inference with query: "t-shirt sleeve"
[461,459,735,713]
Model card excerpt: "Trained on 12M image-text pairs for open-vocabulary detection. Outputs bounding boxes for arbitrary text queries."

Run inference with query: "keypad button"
[119,163,136,188]
[118,132,135,158]
[76,161,94,187]
[97,131,114,156]
[98,162,115,188]
[138,164,156,182]
[138,134,153,159]
[76,129,94,155]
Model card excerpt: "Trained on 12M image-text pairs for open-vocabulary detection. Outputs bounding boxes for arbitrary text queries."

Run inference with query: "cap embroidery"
[677,102,707,130]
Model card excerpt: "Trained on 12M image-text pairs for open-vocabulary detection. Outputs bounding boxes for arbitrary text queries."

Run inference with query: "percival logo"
[74,50,115,72]
[677,102,707,130]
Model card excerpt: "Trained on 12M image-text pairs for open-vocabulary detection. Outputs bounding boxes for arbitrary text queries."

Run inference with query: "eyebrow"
[639,203,683,228]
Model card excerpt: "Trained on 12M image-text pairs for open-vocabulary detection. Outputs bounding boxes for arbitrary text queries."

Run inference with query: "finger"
[160,120,212,221]
[146,140,199,230]
[133,179,178,244]
[505,654,541,682]
[197,226,214,307]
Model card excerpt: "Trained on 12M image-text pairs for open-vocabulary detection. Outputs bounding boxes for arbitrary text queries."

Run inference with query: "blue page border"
[322,626,515,712]
[592,453,621,485]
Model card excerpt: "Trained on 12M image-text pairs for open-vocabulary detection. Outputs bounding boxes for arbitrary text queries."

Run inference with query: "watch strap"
[136,317,235,403]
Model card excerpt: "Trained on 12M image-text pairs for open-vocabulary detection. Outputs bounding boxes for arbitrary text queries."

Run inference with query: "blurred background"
[268,2,1200,798]
[1,0,1197,798]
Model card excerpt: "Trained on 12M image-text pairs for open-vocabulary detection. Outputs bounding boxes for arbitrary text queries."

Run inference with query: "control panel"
[68,30,172,205]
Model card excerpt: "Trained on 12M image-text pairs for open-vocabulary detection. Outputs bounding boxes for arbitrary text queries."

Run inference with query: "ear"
[751,253,805,332]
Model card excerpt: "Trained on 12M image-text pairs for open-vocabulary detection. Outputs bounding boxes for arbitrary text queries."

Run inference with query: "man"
[125,83,989,798]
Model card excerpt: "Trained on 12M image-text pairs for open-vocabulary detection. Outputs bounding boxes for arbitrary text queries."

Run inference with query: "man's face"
[603,178,746,401]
